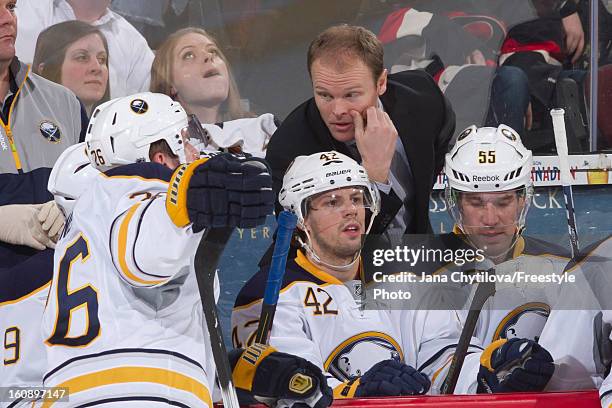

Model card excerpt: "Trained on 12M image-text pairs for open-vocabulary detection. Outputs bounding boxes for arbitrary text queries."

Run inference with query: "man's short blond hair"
[307,24,384,83]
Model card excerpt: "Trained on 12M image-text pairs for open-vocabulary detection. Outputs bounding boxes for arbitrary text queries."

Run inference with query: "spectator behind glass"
[151,27,278,158]
[151,27,250,123]
[15,0,155,98]
[33,21,110,117]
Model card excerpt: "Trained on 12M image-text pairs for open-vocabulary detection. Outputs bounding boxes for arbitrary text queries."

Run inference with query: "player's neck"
[307,252,360,282]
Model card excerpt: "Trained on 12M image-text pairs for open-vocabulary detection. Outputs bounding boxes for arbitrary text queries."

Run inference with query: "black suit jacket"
[265,70,455,234]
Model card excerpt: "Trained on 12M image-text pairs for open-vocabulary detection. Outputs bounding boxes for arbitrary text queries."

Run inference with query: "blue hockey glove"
[355,359,431,397]
[478,338,554,393]
[230,344,333,408]
[166,153,274,231]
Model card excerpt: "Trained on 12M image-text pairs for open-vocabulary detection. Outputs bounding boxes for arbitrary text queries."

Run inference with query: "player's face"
[182,129,200,163]
[311,57,386,142]
[0,0,17,63]
[459,191,525,259]
[303,187,367,265]
[60,33,108,110]
[154,132,199,169]
[171,32,230,114]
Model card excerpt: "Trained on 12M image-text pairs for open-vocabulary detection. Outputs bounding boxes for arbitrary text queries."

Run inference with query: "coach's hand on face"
[350,106,398,185]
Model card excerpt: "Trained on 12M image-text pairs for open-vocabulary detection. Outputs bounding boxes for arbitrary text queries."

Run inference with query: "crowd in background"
[0,0,610,270]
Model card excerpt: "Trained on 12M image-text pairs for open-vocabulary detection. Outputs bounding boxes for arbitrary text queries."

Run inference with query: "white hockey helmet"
[445,124,533,193]
[279,151,380,269]
[279,151,380,227]
[444,125,534,258]
[85,92,205,171]
[48,143,100,216]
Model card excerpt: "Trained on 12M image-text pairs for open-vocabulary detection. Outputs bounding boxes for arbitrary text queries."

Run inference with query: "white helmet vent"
[452,169,469,183]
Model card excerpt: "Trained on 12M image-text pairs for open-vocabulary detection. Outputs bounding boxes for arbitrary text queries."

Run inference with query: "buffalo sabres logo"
[457,127,472,141]
[493,302,550,342]
[130,98,148,114]
[501,128,517,141]
[326,332,403,382]
[39,120,61,143]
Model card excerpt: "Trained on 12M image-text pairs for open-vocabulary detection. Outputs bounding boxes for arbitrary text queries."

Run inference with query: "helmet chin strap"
[298,231,360,272]
[297,214,377,273]
[458,224,525,263]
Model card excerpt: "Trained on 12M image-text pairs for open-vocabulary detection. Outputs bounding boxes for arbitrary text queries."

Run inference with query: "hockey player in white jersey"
[437,124,561,393]
[231,150,552,398]
[442,124,572,343]
[1,143,99,408]
[534,236,612,399]
[39,92,331,408]
[233,151,433,398]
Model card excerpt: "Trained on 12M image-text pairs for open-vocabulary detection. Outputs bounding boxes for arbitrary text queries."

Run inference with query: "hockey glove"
[166,153,274,231]
[354,359,431,397]
[477,338,554,393]
[230,344,333,408]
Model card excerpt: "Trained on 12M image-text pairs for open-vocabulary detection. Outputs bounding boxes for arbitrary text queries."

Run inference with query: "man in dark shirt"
[265,24,455,237]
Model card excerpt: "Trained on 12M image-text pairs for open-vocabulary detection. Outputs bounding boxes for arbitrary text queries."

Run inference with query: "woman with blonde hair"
[151,27,277,157]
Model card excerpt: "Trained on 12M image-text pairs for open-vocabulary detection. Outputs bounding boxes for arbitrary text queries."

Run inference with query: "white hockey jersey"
[461,238,569,346]
[231,250,482,397]
[401,233,570,346]
[536,236,612,398]
[362,232,570,394]
[39,163,216,408]
[0,250,53,408]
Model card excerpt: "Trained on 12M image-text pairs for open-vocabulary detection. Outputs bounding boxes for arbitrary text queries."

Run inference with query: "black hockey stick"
[254,211,298,344]
[441,274,496,394]
[194,227,240,408]
[551,108,580,258]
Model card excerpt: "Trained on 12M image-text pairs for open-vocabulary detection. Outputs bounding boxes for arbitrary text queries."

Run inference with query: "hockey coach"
[265,24,455,238]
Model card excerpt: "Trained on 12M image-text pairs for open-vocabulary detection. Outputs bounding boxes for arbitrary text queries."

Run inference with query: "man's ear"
[377,68,388,96]
[151,152,169,166]
[37,63,45,74]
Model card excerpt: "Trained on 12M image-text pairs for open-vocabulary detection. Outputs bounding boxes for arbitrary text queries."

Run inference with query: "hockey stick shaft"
[550,108,580,258]
[254,211,298,344]
[194,227,240,408]
[441,279,496,394]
